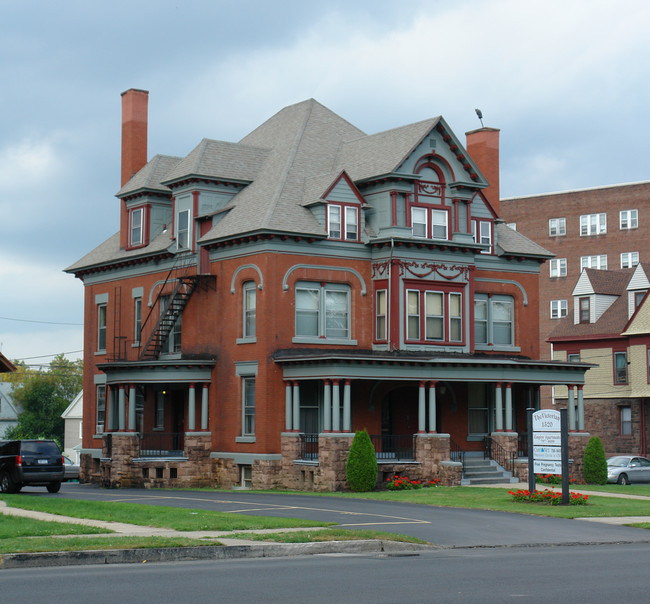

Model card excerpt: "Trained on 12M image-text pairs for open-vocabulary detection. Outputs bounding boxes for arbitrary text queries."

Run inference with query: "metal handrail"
[449,437,465,465]
[370,434,415,460]
[139,432,185,457]
[483,436,516,470]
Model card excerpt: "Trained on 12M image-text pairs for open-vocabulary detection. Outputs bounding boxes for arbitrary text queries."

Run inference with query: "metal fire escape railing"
[138,252,215,361]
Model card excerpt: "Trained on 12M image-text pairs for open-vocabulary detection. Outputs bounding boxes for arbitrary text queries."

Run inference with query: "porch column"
[188,383,196,431]
[285,381,293,431]
[292,381,300,432]
[428,381,437,433]
[106,386,113,431]
[332,379,341,432]
[505,382,513,432]
[495,383,503,431]
[343,380,351,432]
[577,385,585,431]
[118,385,126,431]
[323,380,332,432]
[568,385,576,431]
[418,381,426,433]
[201,384,209,430]
[128,384,136,431]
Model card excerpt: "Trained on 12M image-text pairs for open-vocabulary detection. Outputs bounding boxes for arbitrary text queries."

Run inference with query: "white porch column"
[577,385,585,431]
[418,381,426,433]
[128,384,136,431]
[343,380,351,432]
[505,382,513,432]
[292,381,300,432]
[188,383,196,431]
[285,381,293,431]
[332,380,341,432]
[568,385,576,431]
[428,381,437,433]
[323,380,332,432]
[495,383,503,431]
[201,384,209,430]
[118,385,126,431]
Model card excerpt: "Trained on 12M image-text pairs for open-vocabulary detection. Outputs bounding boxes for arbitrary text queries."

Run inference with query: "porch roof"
[273,349,593,385]
[96,358,216,385]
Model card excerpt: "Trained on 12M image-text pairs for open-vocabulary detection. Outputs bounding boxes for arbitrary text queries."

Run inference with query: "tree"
[583,435,607,485]
[5,354,83,446]
[345,429,378,492]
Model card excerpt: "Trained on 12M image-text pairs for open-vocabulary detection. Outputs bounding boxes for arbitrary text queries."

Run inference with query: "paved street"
[25,482,650,547]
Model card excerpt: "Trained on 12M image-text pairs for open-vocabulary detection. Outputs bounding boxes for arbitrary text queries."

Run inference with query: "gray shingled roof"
[117,154,182,197]
[495,223,553,258]
[548,294,629,340]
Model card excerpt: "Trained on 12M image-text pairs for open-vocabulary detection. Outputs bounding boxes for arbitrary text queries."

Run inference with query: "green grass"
[228,528,428,544]
[0,516,110,539]
[558,484,650,496]
[0,535,222,555]
[0,495,332,531]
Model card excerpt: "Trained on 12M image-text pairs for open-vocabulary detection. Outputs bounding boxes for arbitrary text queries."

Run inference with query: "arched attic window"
[409,157,451,240]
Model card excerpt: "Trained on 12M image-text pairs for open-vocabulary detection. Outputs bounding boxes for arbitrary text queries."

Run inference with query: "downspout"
[388,237,394,350]
[641,398,647,456]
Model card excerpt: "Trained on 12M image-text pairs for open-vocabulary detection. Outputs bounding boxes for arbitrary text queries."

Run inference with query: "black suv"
[0,439,65,493]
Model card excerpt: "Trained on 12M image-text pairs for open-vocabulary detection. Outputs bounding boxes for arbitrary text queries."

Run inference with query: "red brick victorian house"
[66,90,590,490]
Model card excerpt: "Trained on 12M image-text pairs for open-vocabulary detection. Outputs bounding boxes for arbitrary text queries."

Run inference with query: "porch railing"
[483,436,516,471]
[449,437,465,465]
[370,434,415,461]
[299,433,319,461]
[518,433,528,458]
[139,432,185,457]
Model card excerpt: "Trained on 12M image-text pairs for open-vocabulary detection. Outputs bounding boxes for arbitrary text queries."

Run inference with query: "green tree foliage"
[583,435,608,485]
[5,354,83,446]
[345,429,378,492]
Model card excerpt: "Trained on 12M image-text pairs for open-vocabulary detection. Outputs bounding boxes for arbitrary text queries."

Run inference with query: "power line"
[14,350,83,361]
[0,315,83,326]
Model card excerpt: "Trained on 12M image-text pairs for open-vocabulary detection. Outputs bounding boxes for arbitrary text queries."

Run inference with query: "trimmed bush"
[346,429,378,492]
[583,436,607,484]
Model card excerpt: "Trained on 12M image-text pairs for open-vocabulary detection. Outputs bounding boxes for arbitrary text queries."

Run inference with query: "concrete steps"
[461,457,518,485]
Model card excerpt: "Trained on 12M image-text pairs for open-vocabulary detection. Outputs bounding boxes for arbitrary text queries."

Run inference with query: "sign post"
[529,408,569,505]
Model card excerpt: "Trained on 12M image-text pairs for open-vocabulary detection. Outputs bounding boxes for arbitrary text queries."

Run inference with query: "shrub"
[583,436,608,484]
[345,430,378,492]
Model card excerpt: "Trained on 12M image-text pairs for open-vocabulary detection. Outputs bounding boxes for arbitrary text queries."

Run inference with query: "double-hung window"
[411,206,449,240]
[130,207,144,247]
[242,377,256,436]
[579,297,590,323]
[328,205,359,241]
[474,295,514,348]
[243,281,256,339]
[406,285,463,345]
[472,220,492,252]
[580,213,606,236]
[620,406,632,435]
[375,289,387,341]
[614,351,628,384]
[96,385,106,433]
[581,254,607,270]
[431,210,448,239]
[550,258,567,278]
[134,297,142,344]
[621,252,639,268]
[620,209,638,230]
[295,282,350,341]
[177,209,190,250]
[550,299,567,319]
[97,303,107,352]
[411,207,428,238]
[549,217,566,236]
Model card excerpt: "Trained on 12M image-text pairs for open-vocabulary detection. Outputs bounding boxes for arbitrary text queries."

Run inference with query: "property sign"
[533,460,563,474]
[532,410,561,432]
[533,445,561,461]
[533,432,562,446]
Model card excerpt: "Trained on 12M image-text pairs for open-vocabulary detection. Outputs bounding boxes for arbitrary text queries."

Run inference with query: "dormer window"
[327,204,358,241]
[410,206,449,240]
[130,208,143,246]
[579,297,590,323]
[177,209,190,250]
[472,219,492,253]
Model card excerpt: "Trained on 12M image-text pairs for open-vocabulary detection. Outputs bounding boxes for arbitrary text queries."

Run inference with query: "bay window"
[405,284,463,345]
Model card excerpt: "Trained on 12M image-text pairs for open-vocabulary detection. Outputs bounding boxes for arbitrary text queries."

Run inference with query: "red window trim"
[407,203,450,240]
[373,281,388,343]
[327,203,359,242]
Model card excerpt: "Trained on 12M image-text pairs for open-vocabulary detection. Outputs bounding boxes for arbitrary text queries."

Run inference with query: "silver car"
[63,456,80,481]
[606,455,650,484]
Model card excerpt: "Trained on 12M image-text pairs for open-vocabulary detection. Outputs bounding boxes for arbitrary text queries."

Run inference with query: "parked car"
[63,456,80,481]
[606,455,650,484]
[0,439,65,493]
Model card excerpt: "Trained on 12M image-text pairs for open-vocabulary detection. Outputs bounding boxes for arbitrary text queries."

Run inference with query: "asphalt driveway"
[25,483,650,548]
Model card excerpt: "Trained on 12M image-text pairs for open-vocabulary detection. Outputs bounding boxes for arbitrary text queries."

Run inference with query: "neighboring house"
[0,383,19,439]
[65,89,590,490]
[549,265,650,457]
[61,391,83,463]
[501,181,650,362]
[0,352,16,374]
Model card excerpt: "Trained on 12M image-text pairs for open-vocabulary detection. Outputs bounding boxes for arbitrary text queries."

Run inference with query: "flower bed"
[535,474,576,485]
[509,488,588,505]
[386,475,439,490]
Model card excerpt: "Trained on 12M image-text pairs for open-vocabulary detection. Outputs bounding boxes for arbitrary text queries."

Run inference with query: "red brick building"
[66,90,589,490]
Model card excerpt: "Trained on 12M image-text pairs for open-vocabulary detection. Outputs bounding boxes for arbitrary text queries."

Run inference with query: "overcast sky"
[2,0,649,366]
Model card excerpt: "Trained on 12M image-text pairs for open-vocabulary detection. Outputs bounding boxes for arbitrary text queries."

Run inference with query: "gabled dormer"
[626,262,650,318]
[571,268,632,324]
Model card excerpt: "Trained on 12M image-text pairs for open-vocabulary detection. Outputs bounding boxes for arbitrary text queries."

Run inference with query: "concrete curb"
[0,540,435,569]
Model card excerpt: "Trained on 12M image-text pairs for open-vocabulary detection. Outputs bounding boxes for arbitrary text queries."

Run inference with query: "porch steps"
[461,458,518,486]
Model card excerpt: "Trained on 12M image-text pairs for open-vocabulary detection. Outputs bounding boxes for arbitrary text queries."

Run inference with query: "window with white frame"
[432,209,448,239]
[550,299,567,319]
[96,385,106,432]
[242,376,256,436]
[328,205,341,239]
[614,351,628,384]
[295,282,350,340]
[177,209,190,250]
[134,297,142,344]
[406,285,463,344]
[621,252,639,268]
[581,254,607,270]
[567,352,580,362]
[411,207,427,238]
[130,207,144,247]
[375,289,387,341]
[97,303,107,352]
[548,217,566,236]
[550,258,567,277]
[474,294,514,347]
[327,204,359,241]
[472,220,492,252]
[620,209,638,230]
[579,297,590,324]
[243,281,256,338]
[345,206,358,241]
[580,213,606,236]
[620,406,632,435]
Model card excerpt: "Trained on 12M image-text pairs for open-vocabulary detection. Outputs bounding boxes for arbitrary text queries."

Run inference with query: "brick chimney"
[465,127,500,215]
[121,88,149,187]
